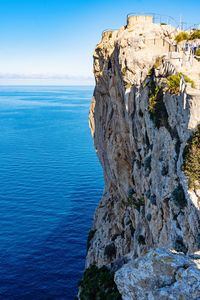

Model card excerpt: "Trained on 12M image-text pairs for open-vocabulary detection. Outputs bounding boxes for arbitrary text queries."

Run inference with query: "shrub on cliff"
[171,184,187,208]
[167,74,181,94]
[196,48,200,56]
[176,29,200,42]
[175,32,189,43]
[189,29,200,40]
[149,86,162,115]
[79,265,122,300]
[183,124,200,190]
[167,73,195,94]
[153,56,163,69]
[104,243,116,260]
[148,83,168,128]
[181,73,195,88]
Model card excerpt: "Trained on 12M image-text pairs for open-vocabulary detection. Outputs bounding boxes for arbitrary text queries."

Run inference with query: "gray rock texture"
[85,17,200,300]
[115,248,200,300]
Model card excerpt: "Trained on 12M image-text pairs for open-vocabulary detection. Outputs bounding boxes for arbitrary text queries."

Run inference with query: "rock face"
[115,248,200,300]
[85,15,200,299]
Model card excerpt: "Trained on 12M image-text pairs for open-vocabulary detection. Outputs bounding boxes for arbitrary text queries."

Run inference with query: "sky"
[0,0,199,85]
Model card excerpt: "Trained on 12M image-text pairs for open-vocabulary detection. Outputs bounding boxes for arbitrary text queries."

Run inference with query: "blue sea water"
[0,86,103,300]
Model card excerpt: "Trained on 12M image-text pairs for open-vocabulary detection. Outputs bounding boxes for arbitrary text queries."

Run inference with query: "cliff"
[80,15,200,299]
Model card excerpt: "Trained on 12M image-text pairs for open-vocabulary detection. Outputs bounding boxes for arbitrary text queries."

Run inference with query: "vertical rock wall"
[87,21,200,269]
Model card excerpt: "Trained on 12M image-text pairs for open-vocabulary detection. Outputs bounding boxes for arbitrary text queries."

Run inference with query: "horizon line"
[0,84,95,87]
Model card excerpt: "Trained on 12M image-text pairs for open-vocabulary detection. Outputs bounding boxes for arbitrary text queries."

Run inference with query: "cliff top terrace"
[102,13,200,36]
[100,14,200,91]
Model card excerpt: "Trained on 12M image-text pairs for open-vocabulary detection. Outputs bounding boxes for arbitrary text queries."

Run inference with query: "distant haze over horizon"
[0,73,94,85]
[0,0,199,85]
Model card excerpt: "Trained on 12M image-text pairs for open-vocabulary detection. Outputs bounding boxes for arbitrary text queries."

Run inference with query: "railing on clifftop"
[102,13,200,37]
[127,12,179,28]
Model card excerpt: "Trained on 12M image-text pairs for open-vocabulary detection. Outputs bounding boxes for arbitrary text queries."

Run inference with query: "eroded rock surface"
[87,18,200,269]
[83,16,200,300]
[115,248,200,300]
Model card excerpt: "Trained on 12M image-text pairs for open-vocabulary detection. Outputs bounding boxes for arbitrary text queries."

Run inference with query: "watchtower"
[127,15,153,29]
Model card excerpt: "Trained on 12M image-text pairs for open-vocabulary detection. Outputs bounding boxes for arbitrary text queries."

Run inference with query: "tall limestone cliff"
[81,15,200,299]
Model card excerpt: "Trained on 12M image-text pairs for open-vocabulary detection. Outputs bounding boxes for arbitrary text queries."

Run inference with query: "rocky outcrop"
[115,248,200,300]
[83,16,200,300]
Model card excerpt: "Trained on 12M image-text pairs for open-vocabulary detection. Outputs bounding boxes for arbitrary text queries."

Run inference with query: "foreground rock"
[115,248,200,300]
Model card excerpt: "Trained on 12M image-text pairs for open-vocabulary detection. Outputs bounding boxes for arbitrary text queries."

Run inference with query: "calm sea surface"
[0,86,103,300]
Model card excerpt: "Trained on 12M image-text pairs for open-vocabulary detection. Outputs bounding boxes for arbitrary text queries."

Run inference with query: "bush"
[127,188,135,202]
[196,48,200,56]
[148,84,168,128]
[181,73,195,88]
[79,265,122,300]
[154,56,163,69]
[174,236,188,254]
[104,243,116,260]
[149,86,163,114]
[171,184,187,209]
[133,197,145,211]
[167,73,195,94]
[167,74,181,94]
[121,67,126,76]
[127,193,145,210]
[189,29,200,40]
[183,124,200,190]
[138,235,146,245]
[175,32,189,43]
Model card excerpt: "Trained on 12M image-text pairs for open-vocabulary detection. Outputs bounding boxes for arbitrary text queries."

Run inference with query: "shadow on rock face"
[87,46,200,269]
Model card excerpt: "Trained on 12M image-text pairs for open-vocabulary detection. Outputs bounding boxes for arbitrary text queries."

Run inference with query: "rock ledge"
[115,248,200,300]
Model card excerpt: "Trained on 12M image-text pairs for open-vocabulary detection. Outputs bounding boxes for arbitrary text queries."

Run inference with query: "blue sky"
[0,0,199,85]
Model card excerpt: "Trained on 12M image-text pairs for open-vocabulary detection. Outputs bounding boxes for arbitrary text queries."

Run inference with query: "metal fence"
[127,12,179,28]
[102,13,200,36]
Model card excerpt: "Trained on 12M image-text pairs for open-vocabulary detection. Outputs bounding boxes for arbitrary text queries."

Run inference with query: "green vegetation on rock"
[183,124,200,190]
[175,30,200,43]
[149,85,163,115]
[153,56,163,69]
[146,65,170,128]
[138,235,146,245]
[175,32,189,43]
[171,184,187,209]
[167,74,181,94]
[196,48,200,56]
[79,265,122,300]
[174,236,188,254]
[167,73,195,95]
[133,197,145,211]
[189,29,200,40]
[121,67,126,76]
[181,73,195,88]
[104,243,116,260]
[147,69,195,129]
[148,82,168,128]
[127,188,145,211]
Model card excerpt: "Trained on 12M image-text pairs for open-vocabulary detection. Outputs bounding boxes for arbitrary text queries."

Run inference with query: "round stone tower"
[127,15,153,29]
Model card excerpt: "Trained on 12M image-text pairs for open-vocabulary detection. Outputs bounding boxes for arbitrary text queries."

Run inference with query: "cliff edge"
[80,15,200,300]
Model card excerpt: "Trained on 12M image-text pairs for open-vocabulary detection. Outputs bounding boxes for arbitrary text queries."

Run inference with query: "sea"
[0,86,103,300]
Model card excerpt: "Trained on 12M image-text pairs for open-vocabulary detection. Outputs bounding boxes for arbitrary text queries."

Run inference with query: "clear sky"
[0,0,199,85]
